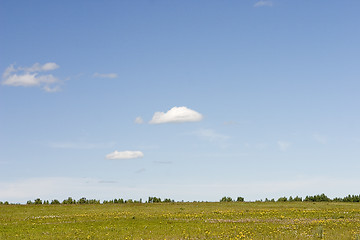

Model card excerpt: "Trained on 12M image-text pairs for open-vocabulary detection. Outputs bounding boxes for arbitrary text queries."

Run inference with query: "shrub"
[236,197,245,202]
[220,196,233,202]
[148,197,162,203]
[77,197,87,204]
[343,194,360,202]
[51,199,60,204]
[277,197,287,202]
[293,196,302,202]
[333,197,343,202]
[304,194,330,202]
[62,197,75,204]
[87,199,100,204]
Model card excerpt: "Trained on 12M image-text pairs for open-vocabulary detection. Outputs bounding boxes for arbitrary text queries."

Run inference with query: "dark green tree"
[220,196,233,202]
[51,199,60,204]
[277,197,287,202]
[236,197,244,202]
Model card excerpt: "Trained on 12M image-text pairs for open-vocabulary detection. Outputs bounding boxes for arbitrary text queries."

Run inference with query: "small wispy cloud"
[277,141,291,151]
[43,85,61,93]
[193,129,229,142]
[2,63,61,92]
[254,0,273,7]
[134,117,144,124]
[313,134,327,144]
[93,73,118,79]
[98,180,117,184]
[149,106,203,124]
[22,62,59,72]
[105,150,144,160]
[135,168,146,174]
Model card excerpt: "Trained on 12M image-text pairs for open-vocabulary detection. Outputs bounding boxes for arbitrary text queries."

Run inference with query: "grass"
[1,202,360,239]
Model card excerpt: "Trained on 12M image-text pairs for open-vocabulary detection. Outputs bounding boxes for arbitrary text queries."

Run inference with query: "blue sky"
[1,0,360,203]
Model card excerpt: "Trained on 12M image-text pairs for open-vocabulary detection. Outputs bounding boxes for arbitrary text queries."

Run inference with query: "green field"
[1,202,360,239]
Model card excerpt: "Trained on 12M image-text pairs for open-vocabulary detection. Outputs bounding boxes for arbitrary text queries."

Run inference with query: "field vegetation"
[1,195,360,239]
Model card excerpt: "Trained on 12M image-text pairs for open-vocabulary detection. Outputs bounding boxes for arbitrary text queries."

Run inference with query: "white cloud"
[149,106,203,124]
[43,85,61,93]
[277,141,291,151]
[254,0,273,7]
[2,64,16,79]
[313,134,327,144]
[22,62,59,72]
[134,117,144,124]
[3,73,38,86]
[93,73,118,79]
[1,63,61,91]
[37,74,58,84]
[193,129,229,142]
[41,62,59,71]
[2,73,58,87]
[106,150,144,160]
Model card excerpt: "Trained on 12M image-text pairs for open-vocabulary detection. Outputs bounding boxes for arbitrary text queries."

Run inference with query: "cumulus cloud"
[277,141,291,151]
[254,0,273,7]
[105,150,144,160]
[2,73,58,87]
[134,117,144,124]
[149,106,203,124]
[93,73,118,79]
[2,63,61,92]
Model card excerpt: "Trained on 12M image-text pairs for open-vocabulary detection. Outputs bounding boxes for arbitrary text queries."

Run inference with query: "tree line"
[12,196,175,205]
[219,194,360,203]
[1,194,360,205]
[259,194,360,203]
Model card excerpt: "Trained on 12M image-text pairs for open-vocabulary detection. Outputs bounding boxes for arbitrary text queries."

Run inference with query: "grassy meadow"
[1,202,360,239]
